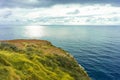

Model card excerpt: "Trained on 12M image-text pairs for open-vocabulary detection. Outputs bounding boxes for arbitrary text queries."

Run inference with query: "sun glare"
[24,25,45,38]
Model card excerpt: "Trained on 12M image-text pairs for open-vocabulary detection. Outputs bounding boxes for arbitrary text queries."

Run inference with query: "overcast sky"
[0,0,120,25]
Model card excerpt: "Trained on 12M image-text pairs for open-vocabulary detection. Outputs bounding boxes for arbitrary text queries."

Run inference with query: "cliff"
[0,39,90,80]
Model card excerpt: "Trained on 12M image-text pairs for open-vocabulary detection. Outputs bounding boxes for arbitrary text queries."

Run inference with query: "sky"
[0,0,120,25]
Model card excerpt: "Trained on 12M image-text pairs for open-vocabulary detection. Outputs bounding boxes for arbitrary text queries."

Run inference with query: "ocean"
[0,25,120,80]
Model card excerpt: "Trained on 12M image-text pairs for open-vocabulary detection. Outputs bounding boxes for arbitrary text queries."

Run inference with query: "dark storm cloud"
[0,0,51,8]
[52,0,120,5]
[0,0,120,8]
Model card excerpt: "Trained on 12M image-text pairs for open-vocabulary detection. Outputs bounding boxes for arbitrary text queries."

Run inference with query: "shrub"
[0,42,19,52]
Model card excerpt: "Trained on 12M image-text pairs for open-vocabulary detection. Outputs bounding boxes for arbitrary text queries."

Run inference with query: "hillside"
[0,39,90,80]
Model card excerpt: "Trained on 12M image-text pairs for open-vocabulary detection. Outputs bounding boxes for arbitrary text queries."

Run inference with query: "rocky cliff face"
[0,39,90,80]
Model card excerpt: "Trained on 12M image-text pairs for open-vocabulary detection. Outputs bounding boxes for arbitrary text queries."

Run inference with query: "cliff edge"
[0,39,90,80]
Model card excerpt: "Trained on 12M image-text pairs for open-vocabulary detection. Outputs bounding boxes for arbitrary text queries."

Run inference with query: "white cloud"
[0,4,120,25]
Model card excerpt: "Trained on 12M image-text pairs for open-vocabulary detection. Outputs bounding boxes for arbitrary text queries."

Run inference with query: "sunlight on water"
[0,25,120,80]
[24,25,45,38]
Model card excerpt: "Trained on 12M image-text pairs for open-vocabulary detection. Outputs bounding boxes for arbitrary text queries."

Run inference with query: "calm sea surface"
[0,25,120,80]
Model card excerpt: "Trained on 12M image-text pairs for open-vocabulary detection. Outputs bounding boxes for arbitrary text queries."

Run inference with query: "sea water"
[0,25,120,80]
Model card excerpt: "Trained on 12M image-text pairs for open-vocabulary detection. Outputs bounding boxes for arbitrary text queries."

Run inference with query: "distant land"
[0,39,90,80]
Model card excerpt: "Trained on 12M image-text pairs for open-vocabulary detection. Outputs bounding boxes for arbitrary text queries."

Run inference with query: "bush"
[0,42,19,52]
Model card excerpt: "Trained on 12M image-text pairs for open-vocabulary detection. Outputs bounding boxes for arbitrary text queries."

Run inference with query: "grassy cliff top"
[0,39,90,80]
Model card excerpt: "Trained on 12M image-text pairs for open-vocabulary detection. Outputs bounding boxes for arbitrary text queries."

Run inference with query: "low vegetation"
[0,39,90,80]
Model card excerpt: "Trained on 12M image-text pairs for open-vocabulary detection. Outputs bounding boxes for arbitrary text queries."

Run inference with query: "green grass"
[0,40,90,80]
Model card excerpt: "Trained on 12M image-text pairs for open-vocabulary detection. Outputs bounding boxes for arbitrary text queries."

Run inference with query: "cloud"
[0,0,120,8]
[0,0,51,8]
[0,4,120,25]
[67,9,80,15]
[0,10,12,18]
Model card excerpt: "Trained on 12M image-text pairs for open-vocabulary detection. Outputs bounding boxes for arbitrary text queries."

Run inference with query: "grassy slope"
[0,39,90,80]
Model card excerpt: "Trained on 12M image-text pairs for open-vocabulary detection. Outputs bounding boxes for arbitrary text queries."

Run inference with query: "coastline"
[0,39,91,80]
